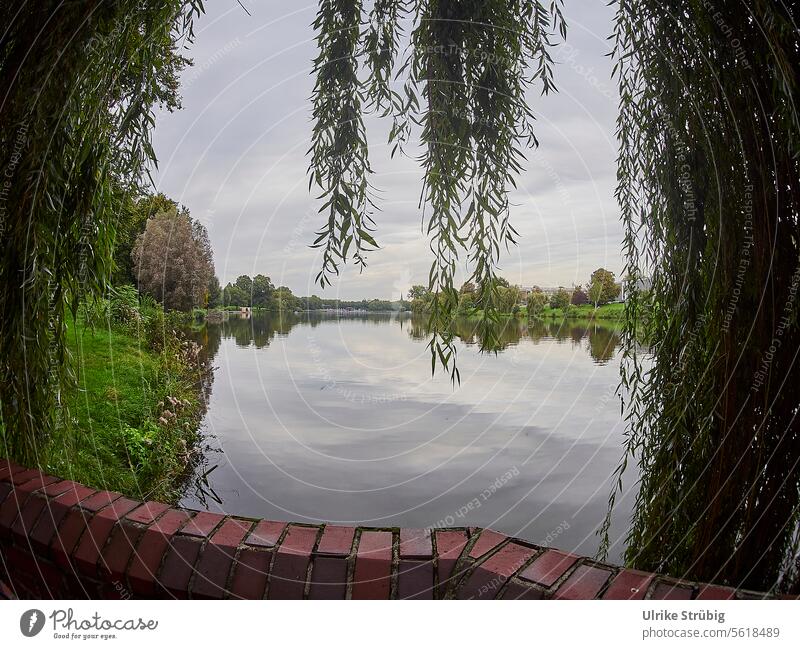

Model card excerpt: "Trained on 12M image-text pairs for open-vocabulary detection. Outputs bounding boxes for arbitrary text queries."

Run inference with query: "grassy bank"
[462,301,626,321]
[536,302,625,320]
[41,309,207,503]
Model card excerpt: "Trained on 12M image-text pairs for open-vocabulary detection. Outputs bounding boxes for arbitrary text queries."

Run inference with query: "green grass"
[468,301,627,321]
[41,318,203,502]
[538,302,626,320]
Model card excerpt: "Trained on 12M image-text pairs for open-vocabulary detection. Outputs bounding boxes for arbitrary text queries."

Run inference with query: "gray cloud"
[153,1,622,298]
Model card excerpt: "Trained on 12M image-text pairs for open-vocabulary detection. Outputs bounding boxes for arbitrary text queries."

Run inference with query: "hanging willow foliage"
[0,1,203,465]
[602,1,800,592]
[309,0,566,379]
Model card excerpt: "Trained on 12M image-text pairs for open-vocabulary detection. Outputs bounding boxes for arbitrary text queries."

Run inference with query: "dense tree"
[603,1,800,591]
[304,295,324,310]
[570,286,589,306]
[549,288,571,311]
[207,276,222,309]
[132,207,213,312]
[526,289,548,319]
[496,285,521,314]
[234,275,253,302]
[222,282,239,307]
[459,281,476,295]
[274,286,299,312]
[0,1,201,461]
[251,274,275,309]
[588,268,620,305]
[407,285,430,301]
[112,193,177,285]
[410,298,427,314]
[457,292,475,315]
[588,280,604,310]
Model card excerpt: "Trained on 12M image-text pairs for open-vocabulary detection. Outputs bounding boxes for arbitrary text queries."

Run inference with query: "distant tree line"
[409,278,522,316]
[407,268,622,318]
[527,268,621,317]
[217,277,405,313]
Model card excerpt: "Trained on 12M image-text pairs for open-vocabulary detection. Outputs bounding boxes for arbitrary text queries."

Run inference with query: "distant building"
[518,285,561,300]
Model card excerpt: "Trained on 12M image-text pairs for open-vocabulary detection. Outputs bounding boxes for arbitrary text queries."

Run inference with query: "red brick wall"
[0,459,757,599]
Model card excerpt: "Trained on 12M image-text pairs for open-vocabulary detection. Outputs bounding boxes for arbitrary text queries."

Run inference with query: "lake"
[182,312,635,562]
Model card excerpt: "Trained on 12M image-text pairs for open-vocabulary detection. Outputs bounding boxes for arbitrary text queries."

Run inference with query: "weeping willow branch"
[0,2,202,465]
[602,0,800,593]
[308,0,566,379]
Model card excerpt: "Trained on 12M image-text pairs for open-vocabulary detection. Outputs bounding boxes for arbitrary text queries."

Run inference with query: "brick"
[10,494,49,543]
[0,482,11,506]
[72,498,140,576]
[41,480,81,498]
[103,497,141,519]
[125,501,168,525]
[4,546,40,578]
[436,529,469,558]
[245,520,286,548]
[3,547,64,598]
[209,518,250,547]
[50,508,92,568]
[352,531,393,600]
[99,522,144,582]
[16,473,60,495]
[603,569,653,600]
[52,484,96,509]
[479,543,536,579]
[191,519,250,599]
[0,475,56,531]
[179,511,225,538]
[316,525,355,556]
[0,459,24,481]
[126,509,189,596]
[309,556,349,599]
[519,549,578,588]
[696,584,736,600]
[398,560,434,599]
[158,535,202,598]
[191,544,236,599]
[502,579,545,599]
[230,548,271,599]
[554,564,612,599]
[435,530,469,597]
[0,491,26,533]
[149,509,189,536]
[400,528,433,559]
[468,529,507,558]
[29,504,72,554]
[79,491,121,513]
[29,485,95,553]
[267,525,318,599]
[458,544,536,600]
[7,469,42,486]
[652,580,693,599]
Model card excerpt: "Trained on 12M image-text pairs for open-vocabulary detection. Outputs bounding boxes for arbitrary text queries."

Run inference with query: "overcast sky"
[152,1,622,300]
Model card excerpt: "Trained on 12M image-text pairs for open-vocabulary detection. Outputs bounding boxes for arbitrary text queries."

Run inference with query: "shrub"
[110,284,140,325]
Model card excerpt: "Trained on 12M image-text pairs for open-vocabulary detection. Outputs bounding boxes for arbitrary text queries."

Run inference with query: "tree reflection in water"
[193,312,621,366]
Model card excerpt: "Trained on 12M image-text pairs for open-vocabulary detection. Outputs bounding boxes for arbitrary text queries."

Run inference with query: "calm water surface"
[183,313,634,561]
